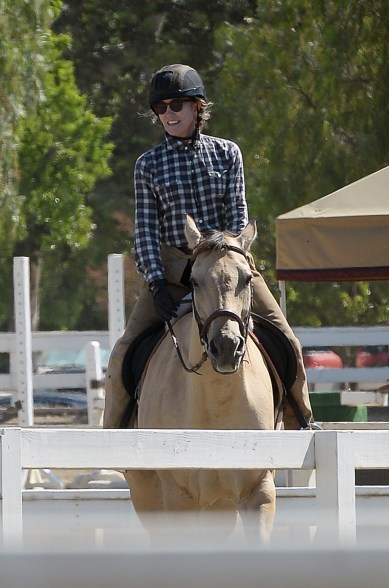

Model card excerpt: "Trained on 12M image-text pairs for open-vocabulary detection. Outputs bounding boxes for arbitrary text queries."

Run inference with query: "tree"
[54,0,259,213]
[0,0,55,255]
[12,31,113,329]
[41,0,260,328]
[211,0,389,325]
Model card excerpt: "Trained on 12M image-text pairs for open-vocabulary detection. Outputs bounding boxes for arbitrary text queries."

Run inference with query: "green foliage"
[17,31,113,253]
[0,0,57,253]
[284,281,389,327]
[0,2,113,329]
[211,0,389,325]
[213,0,388,214]
[53,0,257,206]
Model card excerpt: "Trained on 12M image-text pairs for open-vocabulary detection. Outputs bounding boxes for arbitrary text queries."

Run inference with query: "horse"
[124,215,276,542]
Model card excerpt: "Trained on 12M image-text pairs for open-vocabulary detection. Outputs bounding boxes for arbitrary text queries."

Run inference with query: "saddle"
[122,321,166,400]
[120,310,298,428]
[249,313,297,417]
[251,314,297,388]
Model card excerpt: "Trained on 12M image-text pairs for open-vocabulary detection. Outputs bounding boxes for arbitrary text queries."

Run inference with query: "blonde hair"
[196,98,213,130]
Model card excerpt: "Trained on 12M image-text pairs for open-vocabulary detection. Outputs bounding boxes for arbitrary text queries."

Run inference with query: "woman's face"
[157,99,198,138]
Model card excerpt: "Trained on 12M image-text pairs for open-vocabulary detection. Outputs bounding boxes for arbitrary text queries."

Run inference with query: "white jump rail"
[2,428,389,548]
[1,544,389,588]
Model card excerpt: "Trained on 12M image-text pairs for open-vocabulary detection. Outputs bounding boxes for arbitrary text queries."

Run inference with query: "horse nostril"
[236,336,245,357]
[209,340,218,356]
[209,335,245,360]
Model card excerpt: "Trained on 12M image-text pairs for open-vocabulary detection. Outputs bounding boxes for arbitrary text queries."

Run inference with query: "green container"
[309,391,367,422]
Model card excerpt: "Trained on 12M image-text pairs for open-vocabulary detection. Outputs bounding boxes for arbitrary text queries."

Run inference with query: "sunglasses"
[153,98,195,115]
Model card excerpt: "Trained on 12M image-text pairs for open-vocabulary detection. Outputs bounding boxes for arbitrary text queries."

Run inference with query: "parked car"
[35,348,110,374]
[302,347,344,392]
[356,345,389,368]
[302,347,344,369]
[34,348,110,395]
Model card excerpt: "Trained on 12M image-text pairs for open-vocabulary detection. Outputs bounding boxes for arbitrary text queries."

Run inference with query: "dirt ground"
[2,407,89,427]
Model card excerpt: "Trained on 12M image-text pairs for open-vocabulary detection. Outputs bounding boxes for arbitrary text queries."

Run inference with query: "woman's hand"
[151,279,178,322]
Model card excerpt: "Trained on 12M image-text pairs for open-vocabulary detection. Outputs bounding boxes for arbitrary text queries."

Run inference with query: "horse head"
[185,215,257,374]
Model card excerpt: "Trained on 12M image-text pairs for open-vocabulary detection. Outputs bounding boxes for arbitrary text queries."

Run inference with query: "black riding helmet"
[149,64,206,113]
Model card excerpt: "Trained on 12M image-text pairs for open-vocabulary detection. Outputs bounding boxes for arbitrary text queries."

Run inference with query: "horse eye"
[191,278,199,289]
[244,275,253,287]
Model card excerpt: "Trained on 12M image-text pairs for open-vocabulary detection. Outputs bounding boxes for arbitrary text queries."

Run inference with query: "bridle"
[167,243,252,374]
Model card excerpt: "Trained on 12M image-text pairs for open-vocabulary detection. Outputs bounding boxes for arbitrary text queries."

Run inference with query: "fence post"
[315,430,356,544]
[278,280,287,317]
[108,254,125,350]
[0,428,23,547]
[85,341,105,426]
[13,257,34,426]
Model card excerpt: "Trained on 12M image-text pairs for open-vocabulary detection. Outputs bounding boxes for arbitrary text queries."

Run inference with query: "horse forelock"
[192,229,240,257]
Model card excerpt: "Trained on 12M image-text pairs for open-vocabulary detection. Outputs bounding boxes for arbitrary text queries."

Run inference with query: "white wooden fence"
[0,256,123,426]
[294,326,389,405]
[1,427,389,548]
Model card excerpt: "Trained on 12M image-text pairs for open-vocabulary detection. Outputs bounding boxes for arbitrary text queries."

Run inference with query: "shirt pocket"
[204,169,228,200]
[155,180,188,209]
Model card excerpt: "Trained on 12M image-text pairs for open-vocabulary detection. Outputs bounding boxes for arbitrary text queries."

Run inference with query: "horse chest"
[164,469,261,508]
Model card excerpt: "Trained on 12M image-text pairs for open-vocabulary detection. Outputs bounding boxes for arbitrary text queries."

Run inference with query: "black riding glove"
[151,279,178,322]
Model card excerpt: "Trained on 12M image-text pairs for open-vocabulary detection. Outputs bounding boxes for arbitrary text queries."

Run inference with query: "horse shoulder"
[137,314,192,427]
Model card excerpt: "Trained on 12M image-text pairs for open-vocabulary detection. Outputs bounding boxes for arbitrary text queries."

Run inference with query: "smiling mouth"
[167,120,180,125]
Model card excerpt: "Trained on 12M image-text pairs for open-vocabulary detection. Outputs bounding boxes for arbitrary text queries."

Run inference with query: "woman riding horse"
[125,216,277,541]
[103,63,315,431]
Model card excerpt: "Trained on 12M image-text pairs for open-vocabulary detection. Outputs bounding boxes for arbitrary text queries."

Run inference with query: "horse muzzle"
[198,308,249,374]
[207,331,246,373]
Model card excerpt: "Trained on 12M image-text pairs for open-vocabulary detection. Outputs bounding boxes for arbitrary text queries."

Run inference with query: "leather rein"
[167,243,251,375]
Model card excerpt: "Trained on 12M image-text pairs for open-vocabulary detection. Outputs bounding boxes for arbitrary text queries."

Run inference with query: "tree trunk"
[29,251,43,331]
[11,242,43,331]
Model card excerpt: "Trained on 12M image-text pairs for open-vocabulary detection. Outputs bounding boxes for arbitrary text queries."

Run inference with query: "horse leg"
[157,475,239,545]
[238,471,276,544]
[124,470,164,511]
[125,470,181,545]
[201,499,239,543]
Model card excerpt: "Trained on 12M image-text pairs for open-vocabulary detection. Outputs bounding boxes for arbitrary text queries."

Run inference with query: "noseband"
[192,244,252,349]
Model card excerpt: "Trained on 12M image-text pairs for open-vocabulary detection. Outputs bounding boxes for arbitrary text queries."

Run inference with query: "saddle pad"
[121,322,166,399]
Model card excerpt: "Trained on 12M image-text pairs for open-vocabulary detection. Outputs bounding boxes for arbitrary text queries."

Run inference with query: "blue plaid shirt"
[134,132,248,284]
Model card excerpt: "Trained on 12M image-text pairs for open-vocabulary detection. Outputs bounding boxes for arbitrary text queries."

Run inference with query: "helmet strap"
[190,106,202,148]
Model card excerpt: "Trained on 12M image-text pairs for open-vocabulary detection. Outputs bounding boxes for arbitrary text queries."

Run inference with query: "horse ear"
[239,220,257,252]
[185,215,202,249]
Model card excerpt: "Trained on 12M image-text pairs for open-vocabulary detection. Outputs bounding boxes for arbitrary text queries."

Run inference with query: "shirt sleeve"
[223,142,248,233]
[134,155,165,285]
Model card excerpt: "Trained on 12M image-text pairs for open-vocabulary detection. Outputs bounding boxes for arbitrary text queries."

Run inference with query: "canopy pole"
[279,280,287,318]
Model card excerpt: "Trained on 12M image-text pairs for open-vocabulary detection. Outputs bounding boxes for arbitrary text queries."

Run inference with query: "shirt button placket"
[190,151,201,219]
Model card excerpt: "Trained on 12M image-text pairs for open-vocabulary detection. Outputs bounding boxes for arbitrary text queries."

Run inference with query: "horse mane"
[192,229,239,256]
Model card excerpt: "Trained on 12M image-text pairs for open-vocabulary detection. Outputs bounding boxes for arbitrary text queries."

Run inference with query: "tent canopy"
[275,166,389,281]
